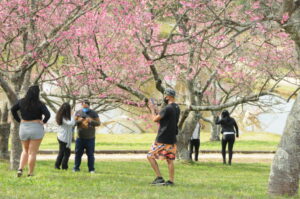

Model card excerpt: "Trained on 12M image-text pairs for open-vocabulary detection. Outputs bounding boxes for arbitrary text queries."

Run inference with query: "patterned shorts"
[147,142,177,160]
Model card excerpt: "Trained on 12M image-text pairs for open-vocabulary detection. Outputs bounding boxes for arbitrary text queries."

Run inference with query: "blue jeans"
[74,138,95,172]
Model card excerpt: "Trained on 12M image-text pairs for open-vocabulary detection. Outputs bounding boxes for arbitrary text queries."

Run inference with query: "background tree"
[59,0,298,161]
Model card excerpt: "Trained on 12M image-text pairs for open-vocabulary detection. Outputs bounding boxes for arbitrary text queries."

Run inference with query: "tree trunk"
[209,112,220,141]
[10,119,21,170]
[0,102,10,160]
[210,120,220,141]
[177,112,198,161]
[268,94,300,196]
[0,123,10,160]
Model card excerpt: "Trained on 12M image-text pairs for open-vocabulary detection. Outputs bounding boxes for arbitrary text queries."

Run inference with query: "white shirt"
[57,117,76,148]
[191,123,200,140]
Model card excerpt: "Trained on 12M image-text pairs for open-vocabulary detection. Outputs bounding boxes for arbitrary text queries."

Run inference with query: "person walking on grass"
[55,103,75,170]
[215,110,239,165]
[147,88,180,186]
[11,85,51,177]
[73,100,100,173]
[189,120,201,161]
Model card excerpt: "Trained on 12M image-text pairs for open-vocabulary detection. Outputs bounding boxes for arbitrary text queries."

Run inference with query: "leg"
[147,156,162,177]
[62,147,71,170]
[189,140,193,160]
[85,138,95,172]
[221,137,227,164]
[28,139,43,175]
[74,138,84,171]
[61,143,71,170]
[228,136,235,165]
[55,139,65,169]
[194,139,200,161]
[166,159,175,182]
[19,140,30,170]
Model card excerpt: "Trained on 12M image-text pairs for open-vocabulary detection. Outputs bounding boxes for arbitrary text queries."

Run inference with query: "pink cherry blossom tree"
[60,0,299,162]
[0,0,104,169]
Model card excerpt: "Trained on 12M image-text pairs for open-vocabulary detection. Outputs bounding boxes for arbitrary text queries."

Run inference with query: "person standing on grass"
[73,100,100,173]
[11,85,51,177]
[215,110,239,165]
[147,88,180,186]
[189,121,201,161]
[55,103,75,170]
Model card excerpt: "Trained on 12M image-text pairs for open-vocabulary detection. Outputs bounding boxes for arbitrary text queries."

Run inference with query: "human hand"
[77,117,84,122]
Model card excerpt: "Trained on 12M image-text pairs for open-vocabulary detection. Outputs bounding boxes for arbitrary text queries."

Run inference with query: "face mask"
[163,97,169,104]
[82,108,89,113]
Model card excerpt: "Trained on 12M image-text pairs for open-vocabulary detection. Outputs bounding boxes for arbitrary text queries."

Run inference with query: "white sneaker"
[90,171,95,174]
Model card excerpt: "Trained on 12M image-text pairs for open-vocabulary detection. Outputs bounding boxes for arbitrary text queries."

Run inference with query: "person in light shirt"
[55,103,75,170]
[189,122,201,161]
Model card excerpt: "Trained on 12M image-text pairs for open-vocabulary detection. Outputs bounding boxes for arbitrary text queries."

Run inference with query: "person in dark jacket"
[215,110,239,165]
[11,85,51,177]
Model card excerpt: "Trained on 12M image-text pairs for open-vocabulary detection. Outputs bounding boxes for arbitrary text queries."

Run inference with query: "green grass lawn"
[40,132,281,151]
[0,160,296,199]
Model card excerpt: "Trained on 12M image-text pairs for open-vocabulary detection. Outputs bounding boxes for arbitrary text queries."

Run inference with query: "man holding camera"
[147,88,180,186]
[73,100,100,173]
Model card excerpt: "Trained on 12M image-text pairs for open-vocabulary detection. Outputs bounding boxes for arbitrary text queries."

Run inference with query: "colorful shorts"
[147,142,177,160]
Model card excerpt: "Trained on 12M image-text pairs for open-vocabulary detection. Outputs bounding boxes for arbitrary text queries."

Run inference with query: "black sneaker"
[17,169,23,177]
[164,180,174,186]
[150,177,165,185]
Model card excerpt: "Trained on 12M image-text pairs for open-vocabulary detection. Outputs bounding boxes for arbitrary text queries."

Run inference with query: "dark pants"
[55,139,71,170]
[74,138,95,172]
[189,139,200,161]
[221,134,235,165]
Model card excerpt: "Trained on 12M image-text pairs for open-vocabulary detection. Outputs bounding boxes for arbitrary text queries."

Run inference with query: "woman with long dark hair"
[11,85,50,177]
[55,103,75,170]
[215,110,239,165]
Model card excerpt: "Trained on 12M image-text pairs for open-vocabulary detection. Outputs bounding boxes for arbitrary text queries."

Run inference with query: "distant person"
[189,121,201,161]
[147,88,180,186]
[73,100,100,173]
[215,110,239,165]
[11,85,51,177]
[55,103,75,170]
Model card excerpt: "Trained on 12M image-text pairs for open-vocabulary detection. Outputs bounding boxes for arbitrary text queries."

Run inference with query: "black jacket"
[215,116,239,137]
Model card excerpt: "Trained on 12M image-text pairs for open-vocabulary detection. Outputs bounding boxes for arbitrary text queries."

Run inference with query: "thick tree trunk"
[177,112,198,161]
[268,94,300,196]
[210,114,220,141]
[268,3,300,196]
[0,123,10,160]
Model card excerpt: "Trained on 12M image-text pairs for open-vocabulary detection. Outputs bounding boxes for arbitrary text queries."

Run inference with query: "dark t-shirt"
[156,103,180,144]
[75,109,100,139]
[11,99,51,123]
[215,116,239,137]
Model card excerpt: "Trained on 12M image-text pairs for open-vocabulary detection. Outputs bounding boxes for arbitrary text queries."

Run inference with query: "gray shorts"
[19,122,44,141]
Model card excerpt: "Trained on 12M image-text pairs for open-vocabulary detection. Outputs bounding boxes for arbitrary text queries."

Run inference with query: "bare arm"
[215,116,222,124]
[234,120,239,138]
